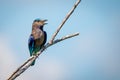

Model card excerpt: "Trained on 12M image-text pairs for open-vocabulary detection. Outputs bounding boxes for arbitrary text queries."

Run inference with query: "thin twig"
[53,32,79,44]
[49,0,81,44]
[7,33,79,80]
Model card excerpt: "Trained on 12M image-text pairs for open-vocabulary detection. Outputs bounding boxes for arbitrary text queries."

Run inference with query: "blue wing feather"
[28,35,36,66]
[28,35,35,56]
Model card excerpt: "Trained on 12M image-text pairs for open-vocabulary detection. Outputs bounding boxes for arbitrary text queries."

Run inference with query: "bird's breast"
[32,29,45,47]
[35,34,45,47]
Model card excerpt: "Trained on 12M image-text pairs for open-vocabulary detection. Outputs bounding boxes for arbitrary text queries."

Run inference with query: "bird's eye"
[34,20,37,22]
[36,20,40,22]
[34,19,40,22]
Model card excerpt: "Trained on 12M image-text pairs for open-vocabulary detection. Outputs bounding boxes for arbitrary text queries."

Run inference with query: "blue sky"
[0,0,120,80]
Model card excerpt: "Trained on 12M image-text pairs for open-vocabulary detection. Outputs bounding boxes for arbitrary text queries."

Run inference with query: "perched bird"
[28,18,47,66]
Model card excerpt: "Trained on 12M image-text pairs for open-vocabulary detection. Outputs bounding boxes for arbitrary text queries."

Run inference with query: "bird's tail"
[31,60,35,66]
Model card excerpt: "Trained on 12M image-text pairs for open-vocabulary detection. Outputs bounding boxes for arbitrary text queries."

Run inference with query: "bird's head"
[32,18,47,29]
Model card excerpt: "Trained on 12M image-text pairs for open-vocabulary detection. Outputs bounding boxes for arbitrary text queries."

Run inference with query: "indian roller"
[28,18,47,66]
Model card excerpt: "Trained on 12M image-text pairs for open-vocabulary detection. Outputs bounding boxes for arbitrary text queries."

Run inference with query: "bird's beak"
[42,19,48,25]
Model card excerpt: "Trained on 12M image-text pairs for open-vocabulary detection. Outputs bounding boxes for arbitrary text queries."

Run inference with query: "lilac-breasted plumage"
[28,18,47,66]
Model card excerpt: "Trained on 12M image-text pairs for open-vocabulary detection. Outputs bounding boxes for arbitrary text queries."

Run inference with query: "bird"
[28,18,47,66]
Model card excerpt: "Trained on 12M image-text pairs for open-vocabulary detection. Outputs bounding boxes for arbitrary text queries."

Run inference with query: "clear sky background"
[0,0,120,80]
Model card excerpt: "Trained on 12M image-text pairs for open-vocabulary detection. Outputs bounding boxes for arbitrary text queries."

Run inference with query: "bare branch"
[49,0,81,44]
[7,33,79,80]
[53,32,79,44]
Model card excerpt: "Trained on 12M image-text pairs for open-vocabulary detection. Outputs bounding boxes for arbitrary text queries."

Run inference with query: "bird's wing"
[42,31,47,46]
[28,35,35,56]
